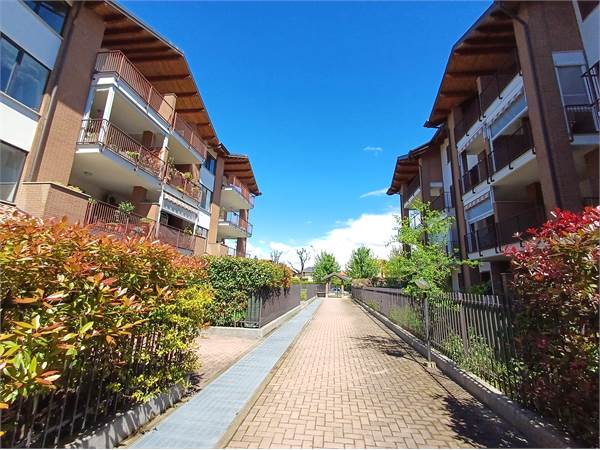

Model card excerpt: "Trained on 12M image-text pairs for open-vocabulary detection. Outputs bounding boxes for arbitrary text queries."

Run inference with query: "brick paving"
[226,297,529,449]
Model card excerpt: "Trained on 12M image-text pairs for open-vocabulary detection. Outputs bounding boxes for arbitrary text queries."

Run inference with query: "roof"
[322,272,351,282]
[89,1,219,146]
[222,153,261,196]
[426,3,517,125]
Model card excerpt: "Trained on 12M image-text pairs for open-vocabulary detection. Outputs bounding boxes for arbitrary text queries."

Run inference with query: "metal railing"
[165,166,201,201]
[219,210,253,236]
[156,222,196,252]
[582,62,599,108]
[465,222,498,254]
[222,175,255,207]
[78,119,166,179]
[352,287,521,402]
[564,104,599,140]
[479,61,520,113]
[245,285,302,328]
[429,191,453,211]
[84,200,156,239]
[95,51,175,124]
[454,96,481,142]
[489,122,533,173]
[460,157,490,194]
[1,327,186,448]
[173,113,208,161]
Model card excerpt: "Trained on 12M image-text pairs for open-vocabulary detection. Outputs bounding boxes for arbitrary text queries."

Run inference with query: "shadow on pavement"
[352,334,406,358]
[432,393,531,448]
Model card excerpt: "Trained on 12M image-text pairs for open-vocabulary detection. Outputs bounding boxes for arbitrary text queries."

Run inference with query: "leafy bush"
[365,300,380,312]
[312,252,340,284]
[506,207,599,446]
[389,306,422,335]
[202,256,292,326]
[0,214,210,406]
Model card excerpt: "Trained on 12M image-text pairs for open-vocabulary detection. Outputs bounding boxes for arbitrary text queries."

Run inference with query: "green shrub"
[389,307,422,334]
[506,207,599,445]
[365,300,380,312]
[0,214,210,406]
[202,256,292,326]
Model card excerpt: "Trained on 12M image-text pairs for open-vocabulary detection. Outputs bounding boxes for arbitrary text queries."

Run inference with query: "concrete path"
[130,299,322,449]
[226,297,530,449]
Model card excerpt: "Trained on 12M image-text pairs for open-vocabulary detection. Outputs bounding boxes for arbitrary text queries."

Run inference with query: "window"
[24,1,70,35]
[199,185,212,211]
[195,226,208,239]
[556,66,590,105]
[0,142,27,203]
[203,154,216,175]
[0,36,50,111]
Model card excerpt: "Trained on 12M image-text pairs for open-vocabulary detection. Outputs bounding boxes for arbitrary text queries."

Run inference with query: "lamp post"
[415,279,434,367]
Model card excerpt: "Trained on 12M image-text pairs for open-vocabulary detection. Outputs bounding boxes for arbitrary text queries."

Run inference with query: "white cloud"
[249,212,399,268]
[363,145,384,154]
[359,187,388,199]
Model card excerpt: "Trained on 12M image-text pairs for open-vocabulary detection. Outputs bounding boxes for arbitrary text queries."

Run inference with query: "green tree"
[346,246,379,279]
[312,251,340,283]
[385,200,474,295]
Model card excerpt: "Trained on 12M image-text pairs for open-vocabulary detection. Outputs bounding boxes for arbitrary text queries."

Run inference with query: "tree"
[270,249,283,263]
[289,247,310,278]
[346,246,379,279]
[313,251,340,283]
[385,200,474,295]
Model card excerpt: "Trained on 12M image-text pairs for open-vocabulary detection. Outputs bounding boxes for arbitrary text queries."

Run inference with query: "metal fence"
[0,329,185,448]
[245,285,302,328]
[352,287,521,402]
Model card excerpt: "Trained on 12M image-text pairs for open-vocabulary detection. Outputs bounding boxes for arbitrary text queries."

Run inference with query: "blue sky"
[123,0,489,264]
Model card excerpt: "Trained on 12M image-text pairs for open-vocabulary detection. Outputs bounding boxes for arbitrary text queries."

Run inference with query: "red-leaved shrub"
[506,207,599,446]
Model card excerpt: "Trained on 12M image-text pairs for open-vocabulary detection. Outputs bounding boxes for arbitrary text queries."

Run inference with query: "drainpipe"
[497,2,562,209]
[28,2,83,181]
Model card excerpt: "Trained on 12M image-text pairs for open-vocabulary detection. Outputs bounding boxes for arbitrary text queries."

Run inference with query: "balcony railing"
[564,104,599,140]
[479,61,520,113]
[461,157,490,194]
[173,113,208,161]
[489,122,534,173]
[405,175,420,201]
[220,210,253,236]
[465,207,545,255]
[583,197,599,207]
[157,222,196,252]
[78,119,166,179]
[84,200,156,239]
[165,166,201,201]
[223,175,255,206]
[95,51,175,124]
[95,51,208,163]
[429,191,453,211]
[582,62,599,108]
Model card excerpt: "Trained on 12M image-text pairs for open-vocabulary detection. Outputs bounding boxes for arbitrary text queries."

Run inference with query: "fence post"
[458,293,469,356]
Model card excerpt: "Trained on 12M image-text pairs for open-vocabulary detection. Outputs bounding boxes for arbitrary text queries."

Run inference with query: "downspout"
[28,2,83,181]
[497,2,562,209]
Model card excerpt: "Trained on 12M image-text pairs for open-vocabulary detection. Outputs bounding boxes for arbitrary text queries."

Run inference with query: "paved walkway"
[227,297,529,449]
[130,299,322,449]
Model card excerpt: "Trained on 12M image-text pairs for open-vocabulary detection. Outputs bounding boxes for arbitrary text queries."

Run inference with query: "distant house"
[301,266,314,281]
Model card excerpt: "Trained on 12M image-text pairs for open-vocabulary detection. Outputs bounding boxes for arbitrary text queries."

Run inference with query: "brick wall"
[16,182,89,224]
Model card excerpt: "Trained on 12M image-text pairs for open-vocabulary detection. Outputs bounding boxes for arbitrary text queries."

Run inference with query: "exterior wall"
[194,235,207,255]
[26,5,106,185]
[16,182,89,223]
[573,1,600,65]
[513,1,584,213]
[206,154,225,254]
[419,148,443,202]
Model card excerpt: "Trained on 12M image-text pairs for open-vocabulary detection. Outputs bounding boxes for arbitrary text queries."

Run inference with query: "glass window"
[199,185,212,211]
[0,36,50,111]
[203,154,216,175]
[0,142,27,203]
[556,66,590,105]
[490,94,527,138]
[24,1,70,35]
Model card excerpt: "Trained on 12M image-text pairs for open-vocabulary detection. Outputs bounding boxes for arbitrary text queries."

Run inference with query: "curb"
[354,298,576,449]
[216,298,323,448]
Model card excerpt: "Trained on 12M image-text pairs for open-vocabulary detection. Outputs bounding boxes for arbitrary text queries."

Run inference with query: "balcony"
[77,119,166,180]
[84,200,156,240]
[95,51,175,125]
[461,158,490,194]
[221,175,255,210]
[479,61,520,113]
[489,122,534,173]
[583,62,599,108]
[465,207,545,256]
[405,175,420,204]
[157,222,197,254]
[94,51,208,163]
[565,104,599,140]
[429,191,453,212]
[165,166,201,202]
[218,210,253,238]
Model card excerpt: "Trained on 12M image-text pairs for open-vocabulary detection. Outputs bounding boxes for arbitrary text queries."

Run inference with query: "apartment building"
[0,0,259,257]
[388,0,599,293]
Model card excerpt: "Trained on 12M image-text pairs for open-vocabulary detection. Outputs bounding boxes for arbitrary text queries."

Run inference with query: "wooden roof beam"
[455,45,516,56]
[129,54,180,62]
[447,70,496,78]
[103,36,160,46]
[147,74,191,82]
[463,36,515,46]
[104,13,127,24]
[475,23,514,34]
[177,107,206,113]
[440,90,473,98]
[104,25,142,36]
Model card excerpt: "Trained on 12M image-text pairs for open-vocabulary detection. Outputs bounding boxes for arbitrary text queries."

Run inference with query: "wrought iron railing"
[460,157,490,194]
[84,200,156,239]
[582,62,599,108]
[479,60,520,113]
[564,104,599,140]
[489,122,534,173]
[95,51,175,124]
[165,166,201,201]
[222,175,255,207]
[172,113,208,161]
[583,197,599,207]
[219,210,253,236]
[78,119,166,179]
[156,222,196,252]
